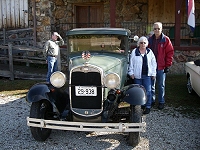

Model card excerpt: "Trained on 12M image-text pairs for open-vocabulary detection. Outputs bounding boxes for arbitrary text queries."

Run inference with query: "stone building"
[30,0,150,47]
[1,0,200,74]
[27,0,200,74]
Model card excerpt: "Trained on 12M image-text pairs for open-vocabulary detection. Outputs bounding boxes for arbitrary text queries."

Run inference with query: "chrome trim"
[27,117,146,132]
[71,108,102,117]
[69,64,104,117]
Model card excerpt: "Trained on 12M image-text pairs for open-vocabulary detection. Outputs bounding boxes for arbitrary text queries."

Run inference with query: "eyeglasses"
[140,42,146,44]
[154,28,161,30]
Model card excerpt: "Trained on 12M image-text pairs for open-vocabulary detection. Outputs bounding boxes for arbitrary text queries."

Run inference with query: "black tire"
[128,105,142,147]
[187,76,195,94]
[30,100,53,141]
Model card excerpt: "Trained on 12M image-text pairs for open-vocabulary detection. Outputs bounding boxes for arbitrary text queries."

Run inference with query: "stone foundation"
[170,50,200,74]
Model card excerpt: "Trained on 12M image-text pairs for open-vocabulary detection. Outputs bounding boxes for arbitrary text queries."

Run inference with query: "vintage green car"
[26,28,146,147]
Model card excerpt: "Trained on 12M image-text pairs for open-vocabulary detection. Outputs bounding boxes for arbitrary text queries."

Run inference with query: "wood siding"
[0,0,28,29]
[148,0,187,23]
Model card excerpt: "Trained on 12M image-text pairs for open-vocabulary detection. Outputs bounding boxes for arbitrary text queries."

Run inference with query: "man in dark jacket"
[148,22,174,110]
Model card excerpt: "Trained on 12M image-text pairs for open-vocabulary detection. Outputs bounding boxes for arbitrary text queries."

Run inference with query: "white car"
[185,60,200,97]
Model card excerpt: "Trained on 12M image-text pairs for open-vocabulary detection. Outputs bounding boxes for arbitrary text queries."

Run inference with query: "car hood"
[69,53,127,73]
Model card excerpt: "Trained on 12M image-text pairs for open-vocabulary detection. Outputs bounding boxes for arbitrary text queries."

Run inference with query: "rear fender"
[122,84,147,105]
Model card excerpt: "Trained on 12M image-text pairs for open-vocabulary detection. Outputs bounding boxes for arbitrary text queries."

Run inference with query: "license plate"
[75,86,97,96]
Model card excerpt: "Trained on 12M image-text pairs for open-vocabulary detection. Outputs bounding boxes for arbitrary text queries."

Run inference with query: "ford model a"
[26,28,146,147]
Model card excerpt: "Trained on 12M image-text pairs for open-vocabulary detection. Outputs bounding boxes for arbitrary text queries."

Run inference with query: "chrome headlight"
[104,73,120,89]
[50,71,66,88]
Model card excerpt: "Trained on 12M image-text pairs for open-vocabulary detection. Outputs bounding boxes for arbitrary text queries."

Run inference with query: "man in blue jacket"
[148,22,174,110]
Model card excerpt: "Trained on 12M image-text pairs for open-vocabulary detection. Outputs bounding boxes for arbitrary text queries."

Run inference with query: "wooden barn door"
[76,5,103,28]
[0,0,28,29]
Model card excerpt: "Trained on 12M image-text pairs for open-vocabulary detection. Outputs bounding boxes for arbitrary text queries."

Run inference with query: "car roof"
[66,28,131,36]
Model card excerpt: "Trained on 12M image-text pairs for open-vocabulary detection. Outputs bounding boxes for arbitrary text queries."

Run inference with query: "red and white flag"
[187,0,195,30]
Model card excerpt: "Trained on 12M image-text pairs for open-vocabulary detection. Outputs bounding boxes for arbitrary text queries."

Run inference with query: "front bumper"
[27,117,146,132]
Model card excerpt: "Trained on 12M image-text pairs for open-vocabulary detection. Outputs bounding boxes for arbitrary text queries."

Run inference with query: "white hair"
[153,22,163,29]
[137,36,149,47]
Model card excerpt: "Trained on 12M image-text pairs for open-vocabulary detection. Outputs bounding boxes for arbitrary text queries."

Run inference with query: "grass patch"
[166,74,199,106]
[0,77,41,98]
[165,74,200,118]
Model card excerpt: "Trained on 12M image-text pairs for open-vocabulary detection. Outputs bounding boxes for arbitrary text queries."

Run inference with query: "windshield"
[68,34,126,53]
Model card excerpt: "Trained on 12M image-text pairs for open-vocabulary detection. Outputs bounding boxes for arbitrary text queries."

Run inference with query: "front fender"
[122,84,146,105]
[26,83,50,103]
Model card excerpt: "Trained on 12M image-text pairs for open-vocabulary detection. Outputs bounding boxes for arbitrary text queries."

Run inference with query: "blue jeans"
[47,56,58,83]
[134,75,152,108]
[151,69,166,104]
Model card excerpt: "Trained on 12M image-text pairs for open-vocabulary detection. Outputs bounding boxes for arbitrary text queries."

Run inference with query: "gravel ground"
[0,95,200,150]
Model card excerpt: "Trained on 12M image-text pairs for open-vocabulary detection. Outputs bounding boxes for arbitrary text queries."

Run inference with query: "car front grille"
[70,69,102,110]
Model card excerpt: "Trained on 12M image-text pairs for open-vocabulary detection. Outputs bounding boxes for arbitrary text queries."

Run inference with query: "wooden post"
[3,28,7,64]
[174,0,182,46]
[8,43,14,80]
[110,0,116,27]
[33,0,37,47]
[3,28,6,44]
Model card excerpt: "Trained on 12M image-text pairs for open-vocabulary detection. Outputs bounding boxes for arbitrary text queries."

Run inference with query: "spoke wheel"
[30,100,53,141]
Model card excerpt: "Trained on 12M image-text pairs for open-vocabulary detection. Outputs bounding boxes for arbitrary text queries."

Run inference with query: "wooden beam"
[110,0,116,27]
[3,28,6,44]
[174,0,182,46]
[8,43,14,80]
[174,46,200,51]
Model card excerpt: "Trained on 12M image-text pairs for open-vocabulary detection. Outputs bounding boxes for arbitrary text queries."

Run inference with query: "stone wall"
[29,0,148,47]
[28,0,200,46]
[116,0,148,23]
[171,50,200,74]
